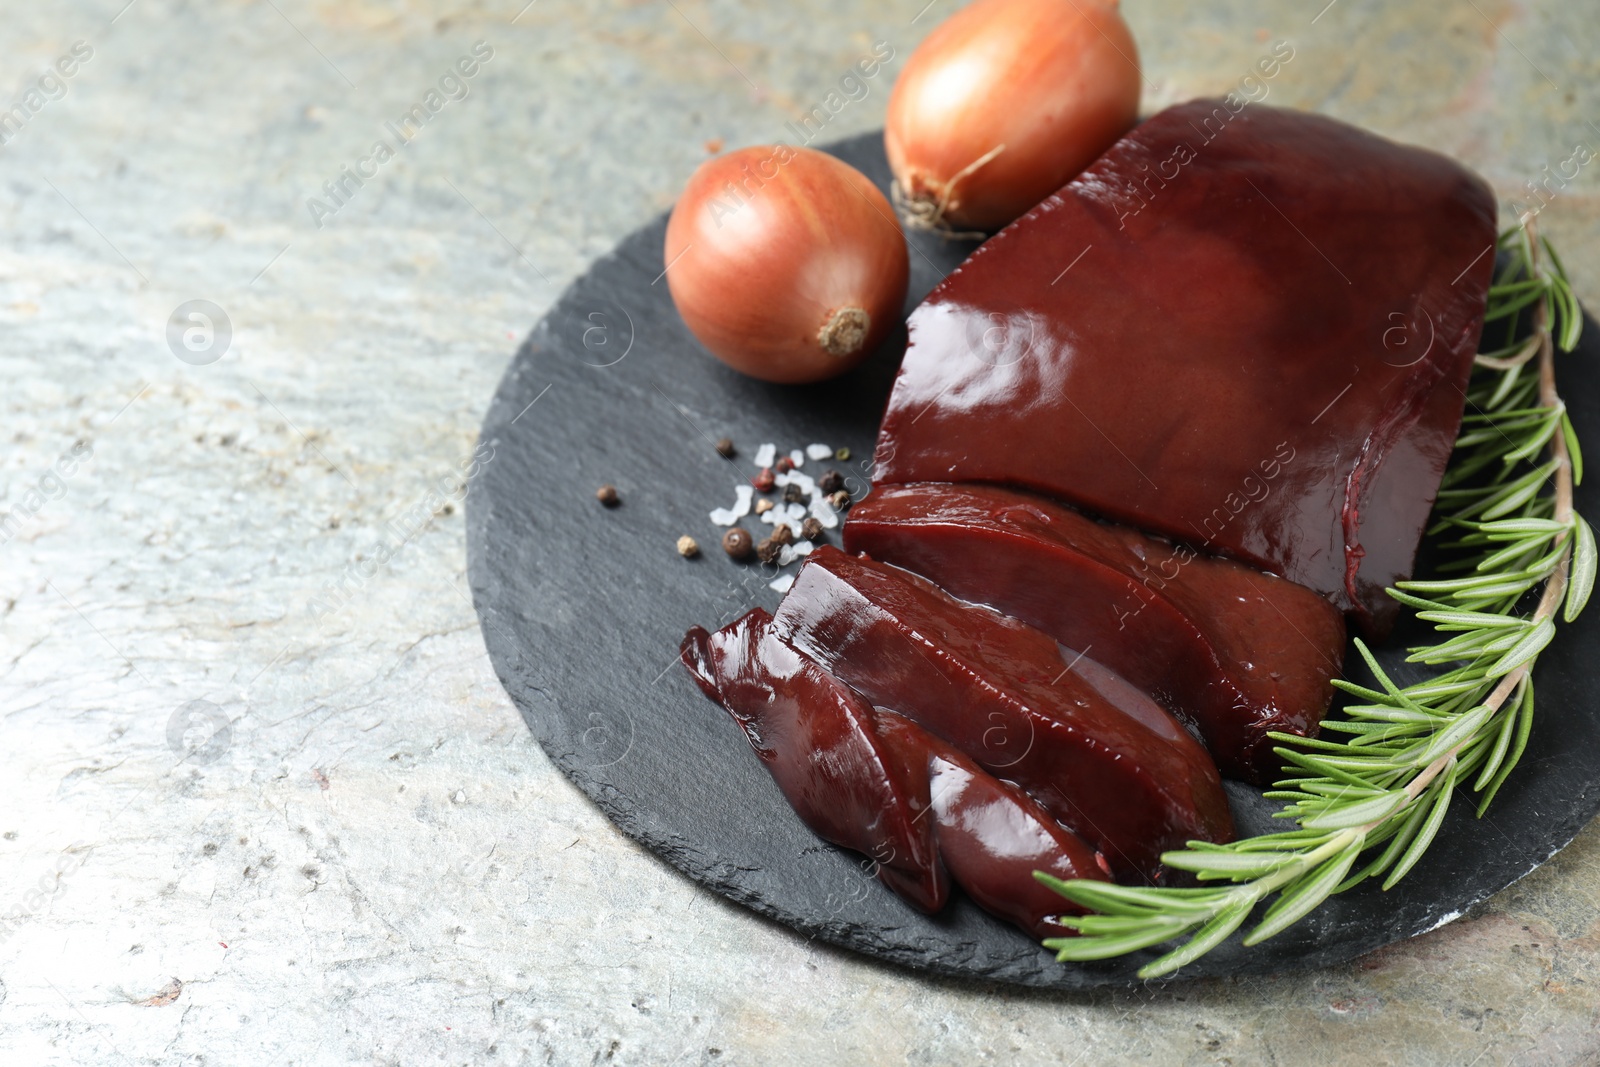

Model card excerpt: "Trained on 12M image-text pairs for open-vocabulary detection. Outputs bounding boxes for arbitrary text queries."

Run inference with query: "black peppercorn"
[756,537,782,564]
[721,527,753,560]
[783,483,807,505]
[769,523,795,547]
[596,484,620,507]
[829,489,851,511]
[800,517,824,541]
[715,437,736,459]
[818,470,844,495]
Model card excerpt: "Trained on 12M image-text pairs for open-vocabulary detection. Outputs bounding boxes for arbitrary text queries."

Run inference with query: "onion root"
[891,144,1006,237]
[819,307,871,358]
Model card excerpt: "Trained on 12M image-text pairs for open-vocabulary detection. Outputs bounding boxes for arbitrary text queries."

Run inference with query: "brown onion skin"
[886,0,1141,233]
[664,145,909,384]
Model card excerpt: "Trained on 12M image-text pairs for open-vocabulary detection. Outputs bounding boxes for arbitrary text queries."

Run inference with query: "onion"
[886,0,1141,233]
[664,145,909,385]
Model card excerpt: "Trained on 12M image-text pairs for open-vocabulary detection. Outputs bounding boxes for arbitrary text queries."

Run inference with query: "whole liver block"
[871,99,1497,636]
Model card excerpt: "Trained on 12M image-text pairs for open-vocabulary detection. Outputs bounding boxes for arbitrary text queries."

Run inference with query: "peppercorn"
[818,470,844,495]
[753,468,776,493]
[756,537,782,564]
[596,484,620,507]
[721,527,753,560]
[775,456,793,474]
[800,517,824,541]
[829,489,851,511]
[835,447,851,461]
[753,498,774,515]
[715,437,736,459]
[676,535,700,558]
[769,523,795,547]
[782,483,807,506]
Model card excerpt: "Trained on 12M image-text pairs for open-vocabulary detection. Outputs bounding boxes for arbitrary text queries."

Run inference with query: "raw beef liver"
[682,610,1112,930]
[871,710,1111,937]
[845,482,1346,782]
[681,609,948,911]
[870,99,1496,635]
[769,546,1234,881]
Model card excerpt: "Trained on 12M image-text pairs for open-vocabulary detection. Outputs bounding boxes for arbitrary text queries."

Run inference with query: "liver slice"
[682,608,1113,927]
[845,482,1346,783]
[871,709,1111,937]
[681,609,948,912]
[769,546,1233,882]
[870,99,1496,636]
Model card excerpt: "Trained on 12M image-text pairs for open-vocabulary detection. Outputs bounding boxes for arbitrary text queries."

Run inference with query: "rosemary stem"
[1254,829,1362,895]
[1350,217,1574,835]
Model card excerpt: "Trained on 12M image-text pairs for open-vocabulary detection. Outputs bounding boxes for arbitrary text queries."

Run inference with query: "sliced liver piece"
[845,482,1346,782]
[680,608,948,912]
[769,546,1233,882]
[872,709,1111,938]
[681,607,1113,929]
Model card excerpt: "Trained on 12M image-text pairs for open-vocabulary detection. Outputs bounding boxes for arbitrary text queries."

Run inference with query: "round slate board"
[466,131,1600,987]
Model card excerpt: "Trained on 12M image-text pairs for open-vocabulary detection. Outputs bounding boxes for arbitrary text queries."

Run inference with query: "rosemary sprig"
[1038,221,1593,979]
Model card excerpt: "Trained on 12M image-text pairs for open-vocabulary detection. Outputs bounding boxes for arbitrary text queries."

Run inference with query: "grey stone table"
[2,1,1597,1063]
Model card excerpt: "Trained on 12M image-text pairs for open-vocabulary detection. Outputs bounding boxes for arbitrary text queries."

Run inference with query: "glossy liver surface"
[872,100,1496,636]
[681,609,1112,931]
[769,546,1233,881]
[845,482,1346,782]
[680,608,948,912]
[872,710,1110,938]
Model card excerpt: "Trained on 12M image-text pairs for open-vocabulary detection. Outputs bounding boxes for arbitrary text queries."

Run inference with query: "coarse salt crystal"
[789,449,806,468]
[785,502,807,521]
[769,574,795,593]
[778,540,816,566]
[806,443,833,460]
[808,495,839,529]
[760,508,805,536]
[753,443,776,468]
[709,484,756,526]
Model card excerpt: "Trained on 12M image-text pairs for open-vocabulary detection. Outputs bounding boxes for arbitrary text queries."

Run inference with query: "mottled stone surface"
[0,1,1597,1064]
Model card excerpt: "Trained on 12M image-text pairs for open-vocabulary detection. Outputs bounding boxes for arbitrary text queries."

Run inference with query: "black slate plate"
[466,131,1600,987]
